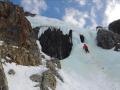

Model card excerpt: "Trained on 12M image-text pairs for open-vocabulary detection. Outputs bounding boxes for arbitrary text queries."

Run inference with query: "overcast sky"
[12,0,120,29]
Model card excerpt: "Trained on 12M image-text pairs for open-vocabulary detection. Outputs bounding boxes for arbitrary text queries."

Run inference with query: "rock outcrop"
[0,63,8,90]
[109,19,120,34]
[40,59,63,90]
[96,29,120,49]
[30,58,63,90]
[50,58,61,69]
[0,43,41,66]
[0,1,41,66]
[39,27,73,60]
[0,1,32,46]
[8,69,15,75]
[46,60,63,81]
[30,74,42,82]
[40,70,56,90]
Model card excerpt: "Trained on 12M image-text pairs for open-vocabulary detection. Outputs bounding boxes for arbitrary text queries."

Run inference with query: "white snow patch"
[5,56,11,61]
[12,46,18,48]
[3,63,47,90]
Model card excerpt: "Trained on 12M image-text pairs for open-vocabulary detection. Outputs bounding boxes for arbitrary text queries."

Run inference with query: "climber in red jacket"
[83,43,89,53]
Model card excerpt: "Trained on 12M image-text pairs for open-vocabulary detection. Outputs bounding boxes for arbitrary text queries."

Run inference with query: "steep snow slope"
[28,16,120,90]
[60,30,120,90]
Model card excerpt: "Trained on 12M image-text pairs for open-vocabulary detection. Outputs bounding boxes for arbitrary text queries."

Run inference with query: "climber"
[83,43,89,53]
[80,34,85,43]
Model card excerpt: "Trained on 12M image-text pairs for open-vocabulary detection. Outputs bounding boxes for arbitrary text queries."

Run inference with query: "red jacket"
[83,44,88,49]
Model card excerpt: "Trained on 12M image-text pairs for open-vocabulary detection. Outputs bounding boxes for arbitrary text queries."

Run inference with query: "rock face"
[39,27,73,60]
[30,74,42,82]
[40,70,56,90]
[40,59,63,90]
[109,19,120,34]
[32,27,40,40]
[0,44,41,66]
[8,69,15,75]
[46,60,63,82]
[50,58,61,69]
[0,63,8,90]
[96,29,120,49]
[30,58,63,90]
[0,1,32,46]
[0,1,41,66]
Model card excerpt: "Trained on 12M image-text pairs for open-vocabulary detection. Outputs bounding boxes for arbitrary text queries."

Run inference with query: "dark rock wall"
[97,19,120,49]
[96,29,120,49]
[109,19,120,34]
[39,28,73,60]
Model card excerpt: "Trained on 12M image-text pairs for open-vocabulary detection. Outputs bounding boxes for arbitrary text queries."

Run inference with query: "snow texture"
[3,63,47,90]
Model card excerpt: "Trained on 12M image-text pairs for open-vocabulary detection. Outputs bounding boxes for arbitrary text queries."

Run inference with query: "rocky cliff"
[0,1,41,65]
[96,28,120,49]
[0,1,42,90]
[0,2,63,90]
[97,19,120,49]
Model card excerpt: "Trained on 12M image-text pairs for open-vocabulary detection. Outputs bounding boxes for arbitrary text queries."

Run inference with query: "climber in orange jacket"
[83,43,89,53]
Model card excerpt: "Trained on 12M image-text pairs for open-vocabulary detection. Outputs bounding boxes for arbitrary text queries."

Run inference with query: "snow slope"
[60,30,120,90]
[3,62,47,90]
[28,15,120,90]
[3,15,120,90]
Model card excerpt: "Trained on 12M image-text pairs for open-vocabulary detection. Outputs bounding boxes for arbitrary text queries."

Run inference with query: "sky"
[11,0,120,29]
